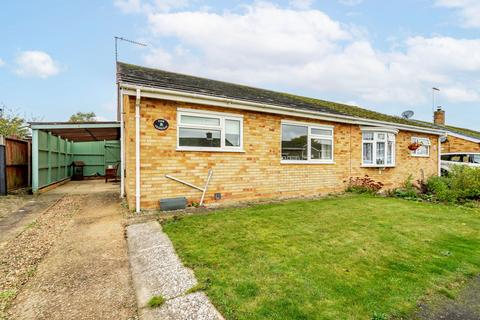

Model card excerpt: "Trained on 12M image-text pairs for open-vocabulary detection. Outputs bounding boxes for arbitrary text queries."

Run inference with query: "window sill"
[281,160,335,165]
[176,147,245,153]
[361,164,396,168]
[411,154,430,158]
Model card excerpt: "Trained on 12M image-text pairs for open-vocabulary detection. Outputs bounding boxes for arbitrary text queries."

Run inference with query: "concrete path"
[8,180,137,319]
[0,193,63,249]
[127,221,224,320]
[416,276,480,320]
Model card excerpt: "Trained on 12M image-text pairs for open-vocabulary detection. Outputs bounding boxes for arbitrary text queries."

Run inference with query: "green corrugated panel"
[72,140,120,177]
[37,131,72,188]
[105,141,121,175]
[34,134,120,188]
[38,130,48,150]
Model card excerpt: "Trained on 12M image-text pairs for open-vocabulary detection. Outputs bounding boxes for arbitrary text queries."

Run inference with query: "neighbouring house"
[117,62,446,211]
[430,107,480,153]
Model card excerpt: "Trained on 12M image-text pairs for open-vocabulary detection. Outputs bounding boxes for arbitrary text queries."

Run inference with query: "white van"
[441,152,480,174]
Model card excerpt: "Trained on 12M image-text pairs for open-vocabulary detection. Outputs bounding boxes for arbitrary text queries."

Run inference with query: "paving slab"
[147,292,224,320]
[127,221,224,320]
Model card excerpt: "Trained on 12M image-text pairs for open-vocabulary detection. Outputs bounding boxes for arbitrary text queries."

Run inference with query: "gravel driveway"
[2,180,137,320]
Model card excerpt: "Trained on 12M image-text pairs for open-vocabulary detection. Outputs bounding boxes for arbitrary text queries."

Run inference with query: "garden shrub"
[450,166,480,200]
[392,175,419,199]
[345,175,384,194]
[426,166,480,203]
[425,176,455,202]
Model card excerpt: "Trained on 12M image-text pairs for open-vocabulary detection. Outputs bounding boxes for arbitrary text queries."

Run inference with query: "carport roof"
[29,122,120,142]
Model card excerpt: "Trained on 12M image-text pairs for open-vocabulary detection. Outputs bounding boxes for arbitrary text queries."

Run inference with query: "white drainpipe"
[120,89,125,198]
[135,88,141,213]
[438,135,442,176]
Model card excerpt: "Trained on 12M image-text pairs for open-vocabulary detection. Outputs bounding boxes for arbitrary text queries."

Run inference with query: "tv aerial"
[114,36,147,61]
[401,110,414,119]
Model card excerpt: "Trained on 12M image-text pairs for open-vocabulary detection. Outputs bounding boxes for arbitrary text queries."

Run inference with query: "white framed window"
[411,137,431,157]
[281,121,334,164]
[177,109,243,152]
[362,128,397,167]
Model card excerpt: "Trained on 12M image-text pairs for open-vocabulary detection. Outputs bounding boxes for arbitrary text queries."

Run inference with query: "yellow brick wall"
[442,135,480,153]
[123,96,440,210]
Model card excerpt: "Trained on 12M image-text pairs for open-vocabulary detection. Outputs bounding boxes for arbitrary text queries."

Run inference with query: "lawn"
[162,195,480,320]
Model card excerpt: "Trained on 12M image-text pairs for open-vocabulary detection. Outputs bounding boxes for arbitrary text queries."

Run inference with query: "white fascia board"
[360,126,399,134]
[442,152,480,155]
[119,83,446,136]
[30,123,120,130]
[281,119,334,129]
[445,131,480,143]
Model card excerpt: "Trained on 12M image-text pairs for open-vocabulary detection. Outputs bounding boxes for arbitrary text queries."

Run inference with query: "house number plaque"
[154,119,169,131]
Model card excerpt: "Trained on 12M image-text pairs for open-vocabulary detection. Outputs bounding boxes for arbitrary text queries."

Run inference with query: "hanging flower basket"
[408,142,422,151]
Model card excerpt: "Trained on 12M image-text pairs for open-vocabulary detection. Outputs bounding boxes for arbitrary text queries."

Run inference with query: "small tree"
[69,112,96,123]
[0,105,29,139]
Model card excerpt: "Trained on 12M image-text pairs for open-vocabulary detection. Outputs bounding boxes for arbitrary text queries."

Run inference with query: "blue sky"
[0,0,479,129]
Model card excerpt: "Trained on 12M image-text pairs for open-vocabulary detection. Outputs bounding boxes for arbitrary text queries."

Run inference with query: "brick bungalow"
[116,62,446,212]
[430,107,480,153]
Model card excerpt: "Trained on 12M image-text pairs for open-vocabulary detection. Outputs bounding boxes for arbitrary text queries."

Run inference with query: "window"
[177,110,243,151]
[471,154,480,164]
[411,137,431,157]
[281,122,334,163]
[447,154,469,163]
[362,129,396,167]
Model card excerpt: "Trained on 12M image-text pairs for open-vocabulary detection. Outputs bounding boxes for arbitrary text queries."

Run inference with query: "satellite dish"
[401,110,414,119]
[440,136,448,143]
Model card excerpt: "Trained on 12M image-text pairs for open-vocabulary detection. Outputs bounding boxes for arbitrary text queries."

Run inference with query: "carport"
[30,122,121,193]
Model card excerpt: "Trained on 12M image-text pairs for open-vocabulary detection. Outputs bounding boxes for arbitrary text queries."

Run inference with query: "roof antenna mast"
[114,36,147,62]
[432,87,440,113]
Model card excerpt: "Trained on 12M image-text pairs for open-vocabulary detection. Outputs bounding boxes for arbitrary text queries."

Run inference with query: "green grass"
[162,194,480,320]
[147,295,165,308]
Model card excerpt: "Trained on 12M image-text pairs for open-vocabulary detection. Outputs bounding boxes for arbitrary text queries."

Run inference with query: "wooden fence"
[0,136,31,194]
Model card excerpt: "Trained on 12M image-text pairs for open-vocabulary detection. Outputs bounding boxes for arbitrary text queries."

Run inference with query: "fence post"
[47,132,52,184]
[57,135,61,181]
[64,139,68,178]
[0,136,6,195]
[32,130,39,193]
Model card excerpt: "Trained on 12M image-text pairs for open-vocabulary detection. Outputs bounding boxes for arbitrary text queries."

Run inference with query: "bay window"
[362,129,397,167]
[411,137,431,157]
[177,109,243,151]
[281,121,334,163]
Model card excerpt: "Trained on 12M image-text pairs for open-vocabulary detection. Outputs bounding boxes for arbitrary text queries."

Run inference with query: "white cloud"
[442,86,480,102]
[146,3,350,68]
[144,47,174,68]
[114,0,188,13]
[436,0,480,28]
[113,1,480,119]
[15,51,61,78]
[338,0,363,6]
[114,0,142,13]
[288,0,314,10]
[0,58,5,67]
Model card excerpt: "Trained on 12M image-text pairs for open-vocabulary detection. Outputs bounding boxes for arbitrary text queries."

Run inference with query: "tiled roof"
[439,124,480,140]
[117,62,443,131]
